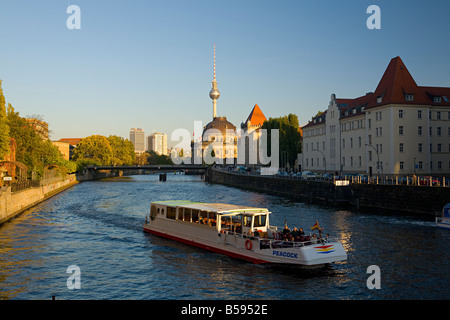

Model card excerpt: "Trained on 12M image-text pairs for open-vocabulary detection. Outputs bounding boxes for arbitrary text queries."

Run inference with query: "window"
[418,143,423,153]
[359,156,362,167]
[418,161,423,170]
[438,144,442,152]
[437,111,441,119]
[418,110,422,119]
[358,136,362,148]
[399,143,404,152]
[434,97,442,103]
[369,151,372,162]
[429,127,432,136]
[342,139,345,149]
[400,161,404,170]
[399,126,404,135]
[399,109,404,118]
[438,161,442,169]
[437,127,441,136]
[192,209,199,223]
[405,94,414,101]
[167,207,176,220]
[183,208,191,222]
[350,138,353,148]
[418,126,422,135]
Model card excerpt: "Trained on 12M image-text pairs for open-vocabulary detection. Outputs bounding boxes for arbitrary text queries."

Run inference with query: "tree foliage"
[136,151,173,165]
[72,134,136,170]
[72,135,113,167]
[261,113,302,168]
[107,135,135,166]
[0,80,11,159]
[6,105,75,178]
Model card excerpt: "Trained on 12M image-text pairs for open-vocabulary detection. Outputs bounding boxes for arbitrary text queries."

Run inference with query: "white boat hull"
[143,218,347,267]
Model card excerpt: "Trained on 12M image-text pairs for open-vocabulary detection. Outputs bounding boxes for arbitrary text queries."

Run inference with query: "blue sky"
[1,0,449,146]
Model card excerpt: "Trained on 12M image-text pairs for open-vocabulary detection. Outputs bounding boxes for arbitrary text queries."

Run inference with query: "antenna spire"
[213,44,216,81]
[209,44,220,119]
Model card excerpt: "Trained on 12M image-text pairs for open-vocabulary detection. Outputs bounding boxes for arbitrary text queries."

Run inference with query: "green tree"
[261,113,302,168]
[72,135,113,165]
[72,135,113,168]
[0,80,11,158]
[107,135,135,165]
[142,151,173,165]
[6,105,75,177]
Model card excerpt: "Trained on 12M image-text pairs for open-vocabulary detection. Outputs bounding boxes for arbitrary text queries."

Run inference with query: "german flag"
[311,220,320,230]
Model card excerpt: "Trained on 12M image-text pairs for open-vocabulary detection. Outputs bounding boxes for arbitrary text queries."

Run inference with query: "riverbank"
[0,174,78,225]
[205,168,449,216]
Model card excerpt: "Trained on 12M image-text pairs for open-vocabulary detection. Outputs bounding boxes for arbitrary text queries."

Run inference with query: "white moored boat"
[143,200,347,267]
[436,203,450,229]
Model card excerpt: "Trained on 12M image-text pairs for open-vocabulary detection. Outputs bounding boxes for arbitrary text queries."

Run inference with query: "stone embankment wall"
[0,174,78,225]
[205,169,351,206]
[206,168,450,216]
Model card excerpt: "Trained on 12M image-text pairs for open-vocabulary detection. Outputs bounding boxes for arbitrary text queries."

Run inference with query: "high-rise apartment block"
[130,128,145,154]
[147,133,168,155]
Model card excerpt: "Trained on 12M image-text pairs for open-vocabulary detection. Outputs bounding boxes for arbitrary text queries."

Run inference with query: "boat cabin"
[150,200,270,236]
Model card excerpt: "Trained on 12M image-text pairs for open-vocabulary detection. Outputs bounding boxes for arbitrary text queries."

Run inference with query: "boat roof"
[151,200,269,215]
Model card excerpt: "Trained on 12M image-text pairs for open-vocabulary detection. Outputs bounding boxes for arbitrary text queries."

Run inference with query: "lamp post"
[313,148,326,173]
[365,144,380,179]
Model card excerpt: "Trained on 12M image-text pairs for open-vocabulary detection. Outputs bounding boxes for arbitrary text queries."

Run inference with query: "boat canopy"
[152,200,270,215]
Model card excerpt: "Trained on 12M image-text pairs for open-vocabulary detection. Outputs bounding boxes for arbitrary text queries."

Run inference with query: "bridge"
[84,164,208,174]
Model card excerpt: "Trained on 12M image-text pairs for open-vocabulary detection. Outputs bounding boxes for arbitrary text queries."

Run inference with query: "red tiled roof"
[302,56,450,129]
[244,104,267,127]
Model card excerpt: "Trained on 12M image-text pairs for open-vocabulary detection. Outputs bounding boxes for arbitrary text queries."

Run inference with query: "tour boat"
[143,200,347,267]
[436,203,450,229]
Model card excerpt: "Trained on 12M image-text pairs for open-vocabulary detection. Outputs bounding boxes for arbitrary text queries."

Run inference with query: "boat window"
[183,208,191,222]
[167,207,176,220]
[221,216,231,232]
[199,211,208,225]
[232,215,242,233]
[254,214,267,228]
[192,209,199,223]
[209,212,217,227]
[243,215,252,228]
[177,208,184,220]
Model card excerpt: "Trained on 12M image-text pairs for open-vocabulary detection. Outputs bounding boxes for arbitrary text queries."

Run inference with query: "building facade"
[147,132,168,155]
[301,56,450,176]
[129,128,145,154]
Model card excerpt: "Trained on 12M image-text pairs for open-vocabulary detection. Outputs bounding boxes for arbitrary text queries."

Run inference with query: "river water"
[0,174,448,300]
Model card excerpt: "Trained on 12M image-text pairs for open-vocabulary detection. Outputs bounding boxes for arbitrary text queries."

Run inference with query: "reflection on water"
[0,174,449,300]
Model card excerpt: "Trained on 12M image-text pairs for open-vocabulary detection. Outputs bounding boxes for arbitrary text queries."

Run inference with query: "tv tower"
[209,44,220,119]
